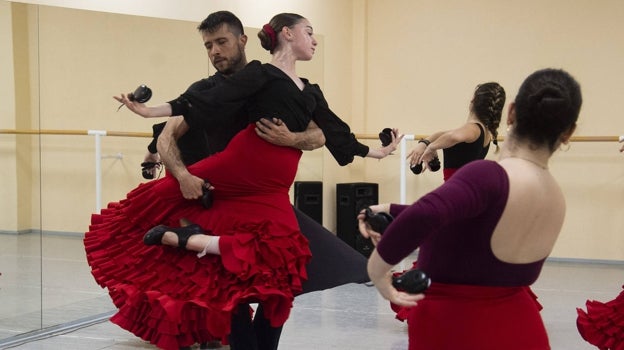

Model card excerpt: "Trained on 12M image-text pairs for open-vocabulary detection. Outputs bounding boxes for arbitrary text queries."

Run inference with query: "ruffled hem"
[577,286,624,350]
[84,198,310,349]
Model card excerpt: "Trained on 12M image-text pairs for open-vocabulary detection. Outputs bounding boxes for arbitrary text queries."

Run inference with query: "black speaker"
[294,181,323,224]
[336,182,378,257]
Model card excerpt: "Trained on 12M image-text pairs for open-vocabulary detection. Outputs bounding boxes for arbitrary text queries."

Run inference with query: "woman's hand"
[374,272,425,307]
[357,204,390,246]
[368,250,425,307]
[369,128,404,159]
[418,146,439,171]
[382,128,404,156]
[407,141,427,167]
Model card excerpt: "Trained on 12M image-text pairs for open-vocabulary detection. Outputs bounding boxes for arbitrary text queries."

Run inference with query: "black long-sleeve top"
[148,72,246,165]
[168,60,369,166]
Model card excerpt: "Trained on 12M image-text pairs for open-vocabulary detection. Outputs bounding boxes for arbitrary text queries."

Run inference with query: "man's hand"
[177,173,211,200]
[255,118,294,146]
[114,94,172,118]
[114,93,151,117]
[255,118,325,150]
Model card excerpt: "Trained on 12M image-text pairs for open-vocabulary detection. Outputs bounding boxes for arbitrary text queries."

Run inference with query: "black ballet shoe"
[143,223,204,250]
[141,161,162,179]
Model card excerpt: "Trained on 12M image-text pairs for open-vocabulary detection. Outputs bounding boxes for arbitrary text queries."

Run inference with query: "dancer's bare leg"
[161,231,221,257]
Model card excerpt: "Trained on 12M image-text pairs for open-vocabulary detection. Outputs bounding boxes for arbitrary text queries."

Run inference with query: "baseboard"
[0,230,84,238]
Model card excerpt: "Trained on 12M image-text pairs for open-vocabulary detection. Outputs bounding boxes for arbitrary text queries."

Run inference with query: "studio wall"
[3,0,623,261]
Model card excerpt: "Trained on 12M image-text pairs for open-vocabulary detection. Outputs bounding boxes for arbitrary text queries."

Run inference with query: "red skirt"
[406,282,549,350]
[577,285,624,350]
[84,125,311,350]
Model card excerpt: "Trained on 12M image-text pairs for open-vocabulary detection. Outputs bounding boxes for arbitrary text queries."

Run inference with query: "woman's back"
[492,158,565,264]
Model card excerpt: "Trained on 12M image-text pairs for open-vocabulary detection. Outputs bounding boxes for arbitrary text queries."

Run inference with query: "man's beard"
[218,46,244,76]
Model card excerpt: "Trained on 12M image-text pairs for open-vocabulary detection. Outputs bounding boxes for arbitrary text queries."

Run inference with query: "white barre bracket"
[88,130,107,212]
[400,135,415,204]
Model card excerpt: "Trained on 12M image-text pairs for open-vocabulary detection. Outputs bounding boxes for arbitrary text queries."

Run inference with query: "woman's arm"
[410,123,482,167]
[310,85,402,165]
[423,123,481,157]
[407,130,445,166]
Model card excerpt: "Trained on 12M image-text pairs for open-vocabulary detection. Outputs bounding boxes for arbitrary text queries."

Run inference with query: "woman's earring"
[560,142,571,152]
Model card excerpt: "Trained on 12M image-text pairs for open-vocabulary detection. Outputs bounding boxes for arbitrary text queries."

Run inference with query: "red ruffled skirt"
[406,282,549,350]
[577,285,624,350]
[84,125,311,350]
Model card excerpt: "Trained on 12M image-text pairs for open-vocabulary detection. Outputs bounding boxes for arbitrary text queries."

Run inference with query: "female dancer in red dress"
[363,68,582,349]
[85,13,400,350]
[577,285,624,350]
[575,143,624,350]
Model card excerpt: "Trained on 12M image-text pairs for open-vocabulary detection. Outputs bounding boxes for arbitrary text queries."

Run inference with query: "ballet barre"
[1,129,623,209]
[1,129,149,211]
[355,134,623,203]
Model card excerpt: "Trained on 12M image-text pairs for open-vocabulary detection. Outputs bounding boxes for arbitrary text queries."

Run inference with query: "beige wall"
[0,1,18,232]
[361,0,624,261]
[2,0,623,261]
[1,2,39,232]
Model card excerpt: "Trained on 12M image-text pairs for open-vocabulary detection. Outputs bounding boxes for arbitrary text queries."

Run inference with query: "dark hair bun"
[529,86,567,116]
[513,68,582,150]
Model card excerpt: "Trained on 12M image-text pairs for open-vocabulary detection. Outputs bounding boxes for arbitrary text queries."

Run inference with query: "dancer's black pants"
[229,303,283,350]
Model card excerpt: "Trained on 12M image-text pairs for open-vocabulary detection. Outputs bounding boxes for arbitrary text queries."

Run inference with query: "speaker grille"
[294,181,323,224]
[336,183,378,257]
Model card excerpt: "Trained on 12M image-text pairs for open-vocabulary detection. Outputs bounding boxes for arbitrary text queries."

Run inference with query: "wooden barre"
[349,134,621,142]
[0,129,152,137]
[0,129,621,142]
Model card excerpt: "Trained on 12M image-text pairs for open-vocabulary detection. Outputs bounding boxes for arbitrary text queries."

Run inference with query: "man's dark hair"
[197,11,244,36]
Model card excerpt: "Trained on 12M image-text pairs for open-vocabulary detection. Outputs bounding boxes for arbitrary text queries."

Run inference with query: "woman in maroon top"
[362,68,582,350]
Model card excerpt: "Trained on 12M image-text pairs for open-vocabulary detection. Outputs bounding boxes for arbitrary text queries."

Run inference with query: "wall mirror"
[0,2,324,341]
